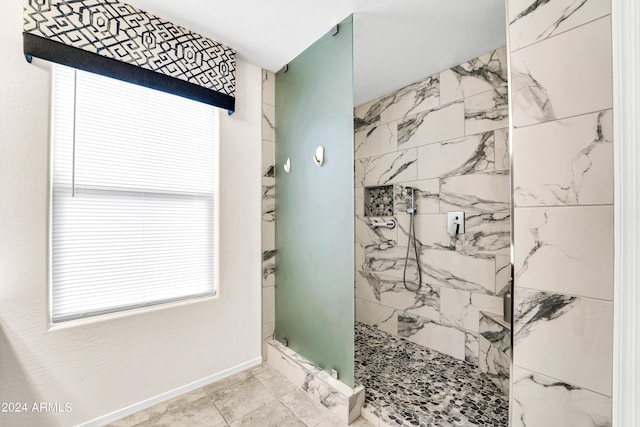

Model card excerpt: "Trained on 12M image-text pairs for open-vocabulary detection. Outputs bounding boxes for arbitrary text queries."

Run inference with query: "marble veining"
[509,0,610,52]
[514,110,613,206]
[358,149,418,187]
[511,67,557,125]
[464,88,510,135]
[439,171,510,214]
[480,312,511,355]
[355,322,508,427]
[513,290,577,342]
[463,212,511,255]
[262,181,275,222]
[263,249,276,280]
[417,131,495,180]
[511,16,613,127]
[512,367,612,427]
[393,182,440,215]
[397,101,464,148]
[440,47,508,104]
[354,76,439,132]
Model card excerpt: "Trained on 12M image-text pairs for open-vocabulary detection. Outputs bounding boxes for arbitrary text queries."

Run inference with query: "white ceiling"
[125,0,506,105]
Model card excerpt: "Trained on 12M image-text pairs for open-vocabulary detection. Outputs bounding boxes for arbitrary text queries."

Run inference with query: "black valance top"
[23,0,236,111]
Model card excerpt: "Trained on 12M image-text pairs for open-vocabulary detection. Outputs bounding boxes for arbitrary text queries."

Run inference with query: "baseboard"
[79,356,262,427]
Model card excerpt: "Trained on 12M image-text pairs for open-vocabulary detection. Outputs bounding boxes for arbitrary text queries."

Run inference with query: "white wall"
[0,0,263,425]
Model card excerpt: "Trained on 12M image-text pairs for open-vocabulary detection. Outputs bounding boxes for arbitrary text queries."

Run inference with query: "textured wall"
[507,0,614,425]
[354,47,510,390]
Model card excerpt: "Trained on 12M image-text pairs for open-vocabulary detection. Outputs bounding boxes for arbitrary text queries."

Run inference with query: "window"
[51,65,218,322]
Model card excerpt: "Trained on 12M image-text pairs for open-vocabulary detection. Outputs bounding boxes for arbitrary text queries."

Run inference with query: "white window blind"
[51,65,218,322]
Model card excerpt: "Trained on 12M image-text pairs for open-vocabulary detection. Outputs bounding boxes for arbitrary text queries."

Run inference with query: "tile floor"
[355,322,509,427]
[109,363,374,427]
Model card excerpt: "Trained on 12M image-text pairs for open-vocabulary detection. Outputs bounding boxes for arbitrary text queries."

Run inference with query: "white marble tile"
[440,287,478,332]
[514,205,614,300]
[462,212,510,255]
[397,312,466,360]
[262,219,275,251]
[420,249,496,294]
[509,0,611,52]
[354,98,381,132]
[355,242,366,272]
[262,70,275,106]
[355,186,364,217]
[417,131,495,180]
[355,122,398,160]
[355,270,382,303]
[380,280,440,322]
[355,160,364,188]
[355,76,440,131]
[355,298,397,335]
[510,16,613,127]
[363,244,419,282]
[262,286,275,324]
[262,322,275,361]
[472,293,504,317]
[480,313,510,355]
[262,177,275,223]
[465,331,479,365]
[393,180,440,215]
[379,76,440,124]
[440,288,503,334]
[513,110,613,207]
[493,128,509,172]
[262,249,275,288]
[355,214,397,246]
[397,101,465,149]
[512,366,612,427]
[495,255,511,296]
[262,321,275,343]
[440,47,508,105]
[266,344,309,390]
[464,88,509,135]
[262,104,275,142]
[397,213,456,252]
[262,140,275,179]
[268,341,362,413]
[478,337,510,396]
[513,289,613,395]
[440,171,510,213]
[359,149,418,187]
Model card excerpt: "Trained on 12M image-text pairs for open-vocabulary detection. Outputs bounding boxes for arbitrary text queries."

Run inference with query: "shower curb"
[266,340,365,424]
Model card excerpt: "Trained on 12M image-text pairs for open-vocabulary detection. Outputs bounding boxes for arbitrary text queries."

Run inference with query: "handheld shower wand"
[403,187,422,292]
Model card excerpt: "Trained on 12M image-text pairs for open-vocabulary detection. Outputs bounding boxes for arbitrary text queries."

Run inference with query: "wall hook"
[313,146,324,167]
[283,158,291,174]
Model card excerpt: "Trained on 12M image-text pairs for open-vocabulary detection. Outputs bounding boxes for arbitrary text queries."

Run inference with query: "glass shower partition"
[275,16,355,386]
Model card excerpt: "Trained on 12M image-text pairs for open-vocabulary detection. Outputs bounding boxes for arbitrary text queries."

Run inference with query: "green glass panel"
[275,16,354,386]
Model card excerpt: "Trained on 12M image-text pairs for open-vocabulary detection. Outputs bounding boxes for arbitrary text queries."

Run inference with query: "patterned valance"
[23,0,236,111]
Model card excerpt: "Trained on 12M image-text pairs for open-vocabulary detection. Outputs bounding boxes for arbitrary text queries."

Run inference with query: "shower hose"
[403,190,422,292]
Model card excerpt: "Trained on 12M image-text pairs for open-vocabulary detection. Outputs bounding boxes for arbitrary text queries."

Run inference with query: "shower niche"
[364,185,393,216]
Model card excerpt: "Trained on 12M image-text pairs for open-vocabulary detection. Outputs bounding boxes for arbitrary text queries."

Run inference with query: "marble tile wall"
[507,1,614,425]
[262,70,276,360]
[354,47,510,370]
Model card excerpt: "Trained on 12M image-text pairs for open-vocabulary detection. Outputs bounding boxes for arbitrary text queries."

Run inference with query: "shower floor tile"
[355,322,509,427]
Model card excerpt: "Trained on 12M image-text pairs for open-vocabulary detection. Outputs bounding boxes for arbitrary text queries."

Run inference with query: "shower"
[402,187,422,292]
